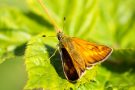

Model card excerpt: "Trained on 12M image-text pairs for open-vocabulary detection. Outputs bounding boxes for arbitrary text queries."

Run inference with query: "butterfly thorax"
[57,31,71,48]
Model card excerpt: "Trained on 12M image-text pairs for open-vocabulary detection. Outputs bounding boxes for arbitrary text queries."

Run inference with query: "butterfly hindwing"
[60,48,79,81]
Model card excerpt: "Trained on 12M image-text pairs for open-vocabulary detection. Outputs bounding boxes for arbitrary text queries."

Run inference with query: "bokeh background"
[0,0,135,90]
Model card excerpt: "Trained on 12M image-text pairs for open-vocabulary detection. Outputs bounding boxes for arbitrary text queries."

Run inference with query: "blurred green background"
[0,0,135,90]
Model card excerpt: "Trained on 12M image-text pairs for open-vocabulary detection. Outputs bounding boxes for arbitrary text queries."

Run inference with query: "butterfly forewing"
[59,36,112,81]
[72,37,112,66]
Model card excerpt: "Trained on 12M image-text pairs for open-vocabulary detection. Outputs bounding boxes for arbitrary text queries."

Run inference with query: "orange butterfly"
[57,31,112,82]
[38,0,113,82]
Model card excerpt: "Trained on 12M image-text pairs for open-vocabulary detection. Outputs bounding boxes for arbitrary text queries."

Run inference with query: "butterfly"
[57,31,112,82]
[38,0,113,82]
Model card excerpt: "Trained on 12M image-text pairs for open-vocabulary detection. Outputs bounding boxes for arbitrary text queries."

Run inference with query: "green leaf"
[24,33,98,90]
[25,45,135,90]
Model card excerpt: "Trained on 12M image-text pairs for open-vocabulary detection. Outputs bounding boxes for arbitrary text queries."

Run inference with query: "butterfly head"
[57,31,64,41]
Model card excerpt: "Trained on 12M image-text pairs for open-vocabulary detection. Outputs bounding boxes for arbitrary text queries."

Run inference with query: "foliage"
[0,0,135,90]
[24,33,98,89]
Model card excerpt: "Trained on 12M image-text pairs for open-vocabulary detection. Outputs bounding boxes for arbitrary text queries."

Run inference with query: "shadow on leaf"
[102,59,135,73]
[14,43,27,56]
[45,45,66,80]
[102,49,135,73]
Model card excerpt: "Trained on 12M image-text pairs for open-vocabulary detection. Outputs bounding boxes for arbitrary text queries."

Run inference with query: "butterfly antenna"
[37,0,61,33]
[63,17,66,31]
[42,35,56,37]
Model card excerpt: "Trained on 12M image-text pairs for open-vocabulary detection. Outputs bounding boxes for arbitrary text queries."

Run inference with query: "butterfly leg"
[47,45,59,60]
[57,43,64,61]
